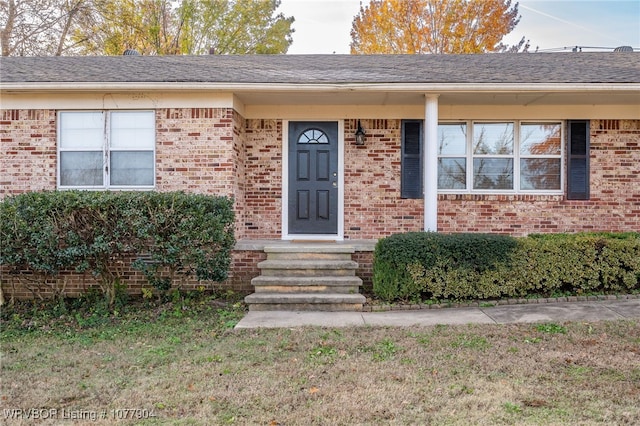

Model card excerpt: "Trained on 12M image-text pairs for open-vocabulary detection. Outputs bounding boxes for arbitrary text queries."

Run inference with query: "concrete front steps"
[244,245,366,311]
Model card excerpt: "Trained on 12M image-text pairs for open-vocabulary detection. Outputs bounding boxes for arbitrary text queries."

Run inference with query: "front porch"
[231,240,378,311]
[234,239,378,252]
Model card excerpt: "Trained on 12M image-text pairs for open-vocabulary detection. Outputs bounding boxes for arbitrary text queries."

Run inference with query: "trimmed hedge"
[0,191,235,304]
[373,232,640,302]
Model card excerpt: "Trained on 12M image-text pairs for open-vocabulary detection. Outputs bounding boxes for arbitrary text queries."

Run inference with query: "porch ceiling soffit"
[232,89,640,107]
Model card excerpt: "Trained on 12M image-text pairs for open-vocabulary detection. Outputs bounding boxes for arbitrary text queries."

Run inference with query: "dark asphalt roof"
[1,53,639,85]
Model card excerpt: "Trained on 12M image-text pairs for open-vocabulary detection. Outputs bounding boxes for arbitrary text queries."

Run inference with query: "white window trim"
[57,110,156,190]
[437,120,564,195]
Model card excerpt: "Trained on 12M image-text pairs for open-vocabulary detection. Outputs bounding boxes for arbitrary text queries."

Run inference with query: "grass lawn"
[1,293,639,425]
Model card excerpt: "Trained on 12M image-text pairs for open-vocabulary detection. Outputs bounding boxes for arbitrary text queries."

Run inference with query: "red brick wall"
[0,109,57,196]
[232,110,247,239]
[342,119,640,239]
[2,268,151,301]
[1,109,638,299]
[353,251,374,293]
[5,112,634,238]
[241,119,283,239]
[436,120,640,235]
[227,250,267,292]
[2,107,250,300]
[0,108,240,198]
[344,119,424,239]
[156,108,237,197]
[1,262,253,302]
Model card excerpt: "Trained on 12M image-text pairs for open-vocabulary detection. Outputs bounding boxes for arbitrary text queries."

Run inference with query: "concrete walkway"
[235,298,640,328]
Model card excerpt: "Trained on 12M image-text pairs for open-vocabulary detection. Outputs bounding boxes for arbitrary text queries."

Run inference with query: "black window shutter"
[567,120,590,200]
[401,120,423,199]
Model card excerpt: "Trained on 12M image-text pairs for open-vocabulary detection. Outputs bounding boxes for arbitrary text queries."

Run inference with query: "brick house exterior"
[1,53,639,299]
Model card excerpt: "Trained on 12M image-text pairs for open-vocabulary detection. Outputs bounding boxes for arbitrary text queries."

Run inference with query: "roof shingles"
[1,53,639,85]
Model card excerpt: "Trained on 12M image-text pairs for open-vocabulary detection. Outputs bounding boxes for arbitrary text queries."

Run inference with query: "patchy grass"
[1,297,639,425]
[535,323,568,335]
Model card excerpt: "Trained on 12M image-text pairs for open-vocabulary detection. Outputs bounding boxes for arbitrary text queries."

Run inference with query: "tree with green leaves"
[177,0,295,55]
[1,0,294,56]
[71,0,182,55]
[71,0,294,55]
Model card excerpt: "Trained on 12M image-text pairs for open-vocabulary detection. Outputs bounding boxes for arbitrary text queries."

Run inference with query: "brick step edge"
[245,293,366,305]
[257,260,359,270]
[251,276,363,285]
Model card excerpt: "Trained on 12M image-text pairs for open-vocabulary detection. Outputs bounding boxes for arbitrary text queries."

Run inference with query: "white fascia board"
[0,91,236,110]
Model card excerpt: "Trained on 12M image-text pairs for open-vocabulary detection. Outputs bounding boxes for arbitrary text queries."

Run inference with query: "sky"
[277,0,640,54]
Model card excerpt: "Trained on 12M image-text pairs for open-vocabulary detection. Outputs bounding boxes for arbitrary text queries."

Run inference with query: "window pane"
[473,158,513,190]
[438,158,466,189]
[110,151,154,186]
[473,123,513,155]
[298,129,329,144]
[60,151,103,186]
[438,124,466,155]
[521,158,561,190]
[520,123,561,155]
[59,112,103,150]
[110,111,155,149]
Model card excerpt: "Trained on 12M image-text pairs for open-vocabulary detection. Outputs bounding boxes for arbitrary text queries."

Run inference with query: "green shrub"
[0,191,89,300]
[373,232,640,302]
[130,192,235,292]
[1,191,235,306]
[373,232,517,301]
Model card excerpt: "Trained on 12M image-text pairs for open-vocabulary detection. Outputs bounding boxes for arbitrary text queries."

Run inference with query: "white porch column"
[424,94,439,232]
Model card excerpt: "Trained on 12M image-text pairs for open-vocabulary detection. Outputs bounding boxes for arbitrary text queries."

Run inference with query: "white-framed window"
[58,111,155,189]
[436,120,563,193]
[436,123,467,190]
[519,122,562,191]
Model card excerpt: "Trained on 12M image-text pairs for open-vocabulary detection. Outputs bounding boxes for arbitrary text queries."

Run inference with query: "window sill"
[57,186,156,191]
[438,193,564,202]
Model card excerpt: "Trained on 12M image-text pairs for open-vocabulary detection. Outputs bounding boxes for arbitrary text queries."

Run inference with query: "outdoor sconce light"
[355,120,366,145]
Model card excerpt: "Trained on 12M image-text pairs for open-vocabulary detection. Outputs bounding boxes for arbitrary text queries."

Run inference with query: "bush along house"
[1,52,639,310]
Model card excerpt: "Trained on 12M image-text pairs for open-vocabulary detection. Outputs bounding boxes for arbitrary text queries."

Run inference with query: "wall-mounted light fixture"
[355,120,366,145]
